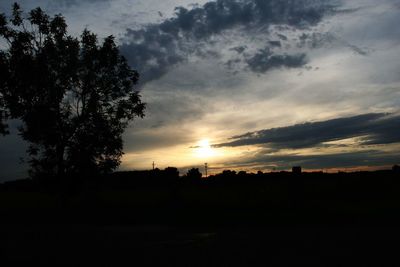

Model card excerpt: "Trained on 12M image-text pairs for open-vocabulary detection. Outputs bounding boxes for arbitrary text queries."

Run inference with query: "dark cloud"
[246,48,307,73]
[230,45,247,54]
[268,41,282,47]
[298,32,335,49]
[121,0,340,84]
[277,34,288,41]
[120,37,183,86]
[215,113,400,149]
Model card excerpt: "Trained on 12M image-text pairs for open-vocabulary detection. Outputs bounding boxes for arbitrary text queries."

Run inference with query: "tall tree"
[0,3,145,178]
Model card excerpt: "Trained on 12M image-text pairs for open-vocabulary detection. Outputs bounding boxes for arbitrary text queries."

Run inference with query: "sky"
[0,0,400,180]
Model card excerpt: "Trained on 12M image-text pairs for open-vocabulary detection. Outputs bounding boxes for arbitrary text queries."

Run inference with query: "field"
[1,170,400,266]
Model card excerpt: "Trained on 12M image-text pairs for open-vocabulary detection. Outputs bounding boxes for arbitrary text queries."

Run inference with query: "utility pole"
[152,161,155,171]
[205,163,208,178]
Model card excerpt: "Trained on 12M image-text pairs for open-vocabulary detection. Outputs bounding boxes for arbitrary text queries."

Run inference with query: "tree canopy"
[0,3,145,178]
[186,168,202,180]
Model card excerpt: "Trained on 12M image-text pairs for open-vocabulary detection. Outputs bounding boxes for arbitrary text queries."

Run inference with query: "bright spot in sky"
[195,139,215,158]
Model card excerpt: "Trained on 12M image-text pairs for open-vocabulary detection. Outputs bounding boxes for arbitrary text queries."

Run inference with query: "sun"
[195,139,216,158]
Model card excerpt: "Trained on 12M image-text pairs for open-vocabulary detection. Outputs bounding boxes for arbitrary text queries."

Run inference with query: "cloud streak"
[246,48,308,73]
[215,113,400,149]
[233,150,400,170]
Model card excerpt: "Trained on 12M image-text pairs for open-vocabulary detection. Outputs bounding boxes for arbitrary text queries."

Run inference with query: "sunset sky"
[1,0,399,180]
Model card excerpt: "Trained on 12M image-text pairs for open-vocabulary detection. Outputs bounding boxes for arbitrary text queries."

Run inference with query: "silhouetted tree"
[0,33,9,136]
[0,4,145,178]
[164,167,180,179]
[393,165,400,173]
[222,170,236,176]
[0,94,7,135]
[186,168,202,180]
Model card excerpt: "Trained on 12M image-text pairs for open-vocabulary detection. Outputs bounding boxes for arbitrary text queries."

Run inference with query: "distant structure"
[292,166,302,174]
[205,163,208,178]
[393,165,400,173]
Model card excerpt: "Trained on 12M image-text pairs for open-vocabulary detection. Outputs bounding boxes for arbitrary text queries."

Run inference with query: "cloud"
[0,0,110,11]
[233,150,400,170]
[230,45,247,54]
[215,113,400,149]
[56,0,111,7]
[2,0,400,178]
[120,0,341,84]
[246,48,307,73]
[124,128,192,152]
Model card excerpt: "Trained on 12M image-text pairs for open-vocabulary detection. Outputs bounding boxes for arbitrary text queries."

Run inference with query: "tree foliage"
[0,3,145,178]
[186,168,202,180]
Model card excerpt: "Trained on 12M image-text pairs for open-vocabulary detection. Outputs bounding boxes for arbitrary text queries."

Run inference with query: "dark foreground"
[2,224,400,266]
[1,169,400,266]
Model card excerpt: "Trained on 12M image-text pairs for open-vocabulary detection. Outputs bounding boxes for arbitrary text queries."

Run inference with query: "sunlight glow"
[195,139,216,158]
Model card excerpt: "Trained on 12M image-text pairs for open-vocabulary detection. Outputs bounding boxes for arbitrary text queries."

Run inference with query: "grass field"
[1,171,400,265]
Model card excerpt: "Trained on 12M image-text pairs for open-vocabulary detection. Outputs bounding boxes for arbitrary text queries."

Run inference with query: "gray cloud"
[124,129,192,152]
[57,0,110,7]
[297,32,369,55]
[216,113,400,149]
[139,91,208,128]
[121,0,340,84]
[0,0,110,11]
[246,48,308,73]
[230,45,247,54]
